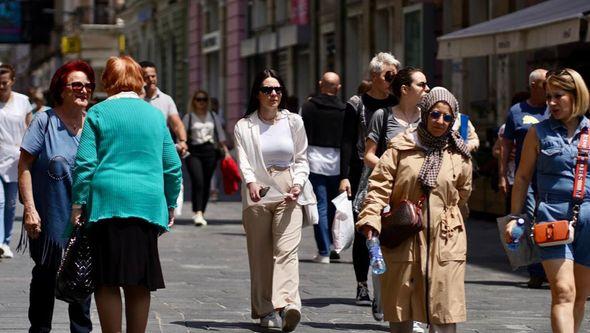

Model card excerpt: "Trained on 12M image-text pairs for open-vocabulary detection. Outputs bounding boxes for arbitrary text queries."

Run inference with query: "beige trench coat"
[357,129,472,324]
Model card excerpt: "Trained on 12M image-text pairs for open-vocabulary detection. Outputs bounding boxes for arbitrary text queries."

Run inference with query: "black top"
[301,94,346,148]
[340,93,398,180]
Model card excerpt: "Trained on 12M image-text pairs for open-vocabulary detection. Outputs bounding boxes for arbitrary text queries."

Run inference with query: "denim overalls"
[535,116,590,266]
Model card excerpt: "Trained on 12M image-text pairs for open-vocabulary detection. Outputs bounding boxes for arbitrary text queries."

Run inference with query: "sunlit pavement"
[1,201,588,332]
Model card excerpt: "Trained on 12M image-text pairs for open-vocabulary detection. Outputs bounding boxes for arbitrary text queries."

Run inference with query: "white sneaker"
[413,321,425,333]
[312,254,330,264]
[260,311,280,328]
[192,212,207,227]
[0,244,12,258]
[280,304,301,332]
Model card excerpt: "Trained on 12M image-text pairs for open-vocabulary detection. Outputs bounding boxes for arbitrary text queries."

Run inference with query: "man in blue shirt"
[499,68,548,288]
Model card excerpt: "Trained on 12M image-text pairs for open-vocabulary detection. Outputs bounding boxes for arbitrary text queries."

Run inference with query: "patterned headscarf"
[416,87,471,191]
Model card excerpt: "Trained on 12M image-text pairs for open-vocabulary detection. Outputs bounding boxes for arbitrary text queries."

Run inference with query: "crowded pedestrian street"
[0,201,586,333]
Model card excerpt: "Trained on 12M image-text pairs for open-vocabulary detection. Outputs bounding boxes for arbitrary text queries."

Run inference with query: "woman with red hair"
[70,56,182,333]
[18,60,95,332]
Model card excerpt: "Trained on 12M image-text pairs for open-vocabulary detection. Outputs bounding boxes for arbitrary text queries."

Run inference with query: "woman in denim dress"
[507,68,590,333]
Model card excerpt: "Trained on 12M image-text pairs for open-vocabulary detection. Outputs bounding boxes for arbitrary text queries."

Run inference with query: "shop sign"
[290,0,308,25]
[61,36,81,54]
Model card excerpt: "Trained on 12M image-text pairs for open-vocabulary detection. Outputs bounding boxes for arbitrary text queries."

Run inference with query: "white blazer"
[234,109,317,216]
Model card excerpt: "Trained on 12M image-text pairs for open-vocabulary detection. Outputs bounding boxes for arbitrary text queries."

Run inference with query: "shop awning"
[437,0,590,59]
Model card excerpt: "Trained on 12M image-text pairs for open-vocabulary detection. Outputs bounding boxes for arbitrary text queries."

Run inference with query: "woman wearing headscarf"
[357,87,472,333]
[18,60,95,333]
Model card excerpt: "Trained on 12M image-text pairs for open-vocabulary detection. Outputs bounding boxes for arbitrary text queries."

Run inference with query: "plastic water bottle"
[507,218,526,251]
[366,238,386,275]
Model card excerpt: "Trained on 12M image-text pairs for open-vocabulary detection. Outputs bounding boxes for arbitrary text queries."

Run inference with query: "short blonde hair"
[102,56,144,96]
[546,68,590,119]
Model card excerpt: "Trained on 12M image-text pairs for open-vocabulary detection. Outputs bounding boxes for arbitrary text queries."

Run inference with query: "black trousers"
[348,158,371,283]
[28,242,92,333]
[186,143,218,212]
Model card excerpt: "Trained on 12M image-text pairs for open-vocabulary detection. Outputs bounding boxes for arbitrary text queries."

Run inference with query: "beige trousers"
[242,169,303,319]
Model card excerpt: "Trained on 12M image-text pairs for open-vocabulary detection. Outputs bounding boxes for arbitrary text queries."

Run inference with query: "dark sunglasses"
[384,71,395,82]
[194,97,208,102]
[430,110,454,123]
[66,82,95,91]
[260,86,283,95]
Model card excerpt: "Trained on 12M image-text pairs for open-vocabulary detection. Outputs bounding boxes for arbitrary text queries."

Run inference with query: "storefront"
[437,0,590,215]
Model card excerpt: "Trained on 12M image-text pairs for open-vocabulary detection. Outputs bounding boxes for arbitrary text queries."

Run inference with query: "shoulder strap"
[377,108,390,157]
[573,127,589,202]
[571,127,590,226]
[210,111,220,143]
[459,114,469,140]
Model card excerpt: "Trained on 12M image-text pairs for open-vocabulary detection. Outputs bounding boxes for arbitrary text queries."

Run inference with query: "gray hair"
[368,52,401,74]
[529,68,547,86]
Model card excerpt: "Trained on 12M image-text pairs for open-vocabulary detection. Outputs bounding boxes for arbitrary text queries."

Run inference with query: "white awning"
[437,0,590,59]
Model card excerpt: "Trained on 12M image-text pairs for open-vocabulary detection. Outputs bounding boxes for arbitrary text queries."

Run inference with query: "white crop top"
[259,117,294,168]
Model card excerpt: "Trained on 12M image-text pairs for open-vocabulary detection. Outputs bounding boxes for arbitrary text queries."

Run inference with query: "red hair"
[49,60,95,106]
[102,56,144,96]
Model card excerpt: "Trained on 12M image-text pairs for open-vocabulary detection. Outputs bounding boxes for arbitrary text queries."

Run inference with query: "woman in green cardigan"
[70,56,182,333]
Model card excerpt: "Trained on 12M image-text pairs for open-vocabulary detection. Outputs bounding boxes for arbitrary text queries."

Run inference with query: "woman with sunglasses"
[182,90,229,226]
[357,88,472,333]
[505,68,590,333]
[357,66,428,324]
[18,60,95,332]
[234,68,315,332]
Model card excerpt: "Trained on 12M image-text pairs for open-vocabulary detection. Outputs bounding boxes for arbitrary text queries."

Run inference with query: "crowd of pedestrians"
[0,49,589,333]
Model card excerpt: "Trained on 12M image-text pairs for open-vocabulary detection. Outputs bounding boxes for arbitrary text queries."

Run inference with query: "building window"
[374,7,391,53]
[204,0,219,33]
[275,0,289,24]
[250,0,268,31]
[404,5,422,68]
[94,0,111,24]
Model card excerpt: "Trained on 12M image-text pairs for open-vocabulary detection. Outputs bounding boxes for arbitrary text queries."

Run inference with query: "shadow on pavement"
[302,322,389,331]
[174,218,242,226]
[465,280,550,289]
[172,320,268,332]
[302,297,357,308]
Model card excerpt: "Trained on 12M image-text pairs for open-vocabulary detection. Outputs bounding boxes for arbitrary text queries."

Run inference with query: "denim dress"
[535,116,590,267]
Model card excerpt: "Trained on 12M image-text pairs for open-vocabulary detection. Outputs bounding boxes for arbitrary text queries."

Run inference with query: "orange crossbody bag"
[532,128,589,247]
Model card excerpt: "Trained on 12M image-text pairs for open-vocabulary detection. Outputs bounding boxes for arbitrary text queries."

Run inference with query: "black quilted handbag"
[55,216,95,304]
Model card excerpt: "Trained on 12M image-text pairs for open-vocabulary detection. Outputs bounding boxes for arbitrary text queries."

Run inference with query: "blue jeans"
[310,173,340,256]
[0,179,18,245]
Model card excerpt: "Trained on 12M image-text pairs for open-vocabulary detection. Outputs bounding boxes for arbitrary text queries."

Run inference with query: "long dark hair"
[391,66,423,99]
[244,68,288,117]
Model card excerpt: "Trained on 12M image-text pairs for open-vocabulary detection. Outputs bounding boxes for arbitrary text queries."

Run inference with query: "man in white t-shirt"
[0,63,32,259]
[139,61,188,156]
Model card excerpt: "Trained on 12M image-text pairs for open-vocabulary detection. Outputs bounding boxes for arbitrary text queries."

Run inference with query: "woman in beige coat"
[357,87,472,333]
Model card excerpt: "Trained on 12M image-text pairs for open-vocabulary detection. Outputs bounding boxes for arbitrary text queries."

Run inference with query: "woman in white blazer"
[234,69,315,332]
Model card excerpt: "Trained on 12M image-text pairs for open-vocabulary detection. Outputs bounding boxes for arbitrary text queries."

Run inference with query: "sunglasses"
[384,71,395,82]
[260,86,283,95]
[66,82,95,91]
[430,110,454,123]
[194,97,208,102]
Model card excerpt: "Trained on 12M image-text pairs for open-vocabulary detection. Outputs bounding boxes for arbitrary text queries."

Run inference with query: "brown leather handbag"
[379,196,425,249]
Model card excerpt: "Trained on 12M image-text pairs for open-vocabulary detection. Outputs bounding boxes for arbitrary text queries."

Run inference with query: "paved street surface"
[1,201,589,332]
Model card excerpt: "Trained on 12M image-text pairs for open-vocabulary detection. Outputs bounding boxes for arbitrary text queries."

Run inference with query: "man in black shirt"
[339,52,400,320]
